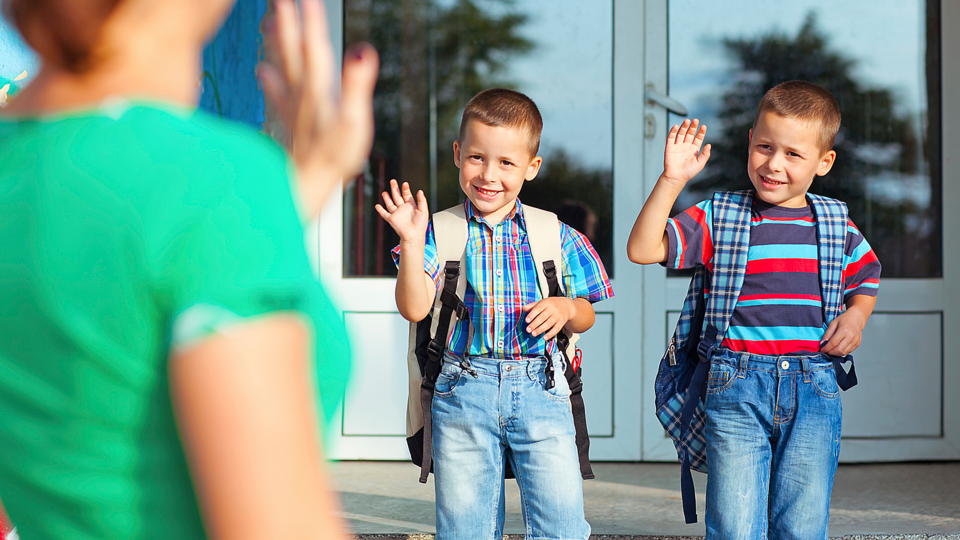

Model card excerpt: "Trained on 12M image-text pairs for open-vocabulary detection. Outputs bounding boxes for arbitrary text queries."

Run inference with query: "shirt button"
[496,270,503,277]
[498,306,505,313]
[780,360,790,370]
[497,340,504,348]
[505,365,512,372]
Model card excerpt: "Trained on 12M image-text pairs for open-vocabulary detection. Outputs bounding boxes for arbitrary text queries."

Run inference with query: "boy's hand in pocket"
[820,309,866,356]
[821,295,876,357]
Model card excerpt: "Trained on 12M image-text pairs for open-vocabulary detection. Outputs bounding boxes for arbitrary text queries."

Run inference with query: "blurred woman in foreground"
[0,0,377,537]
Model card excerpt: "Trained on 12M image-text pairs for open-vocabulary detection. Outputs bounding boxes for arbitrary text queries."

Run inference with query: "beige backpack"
[403,204,593,483]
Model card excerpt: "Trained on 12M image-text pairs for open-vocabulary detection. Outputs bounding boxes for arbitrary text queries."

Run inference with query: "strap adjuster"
[426,339,443,358]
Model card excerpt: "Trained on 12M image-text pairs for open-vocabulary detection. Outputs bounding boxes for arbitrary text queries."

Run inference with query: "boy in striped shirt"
[378,89,612,539]
[628,81,879,537]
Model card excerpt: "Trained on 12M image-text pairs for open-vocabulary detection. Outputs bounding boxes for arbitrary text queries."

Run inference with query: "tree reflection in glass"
[344,0,613,277]
[669,3,940,277]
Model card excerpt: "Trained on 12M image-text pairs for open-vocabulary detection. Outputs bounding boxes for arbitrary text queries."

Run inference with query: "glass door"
[323,0,647,461]
[642,0,960,462]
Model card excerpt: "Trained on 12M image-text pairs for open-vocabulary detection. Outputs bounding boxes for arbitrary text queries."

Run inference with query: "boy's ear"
[452,140,462,169]
[816,149,837,176]
[748,128,753,142]
[524,155,543,182]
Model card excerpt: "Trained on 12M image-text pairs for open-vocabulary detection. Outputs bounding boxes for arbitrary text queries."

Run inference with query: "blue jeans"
[431,354,590,540]
[704,348,842,539]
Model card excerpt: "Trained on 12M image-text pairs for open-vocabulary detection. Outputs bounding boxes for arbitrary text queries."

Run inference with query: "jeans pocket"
[705,362,738,395]
[811,367,840,399]
[434,362,463,397]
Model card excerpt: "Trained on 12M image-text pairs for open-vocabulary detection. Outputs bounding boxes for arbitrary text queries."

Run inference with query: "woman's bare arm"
[170,314,349,540]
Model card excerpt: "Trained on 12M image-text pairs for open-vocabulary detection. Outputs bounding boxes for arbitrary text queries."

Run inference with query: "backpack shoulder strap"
[676,190,752,524]
[521,205,564,299]
[807,193,848,324]
[701,190,753,354]
[432,204,469,261]
[522,204,593,480]
[807,193,858,390]
[430,204,469,333]
[410,204,470,483]
[522,205,579,352]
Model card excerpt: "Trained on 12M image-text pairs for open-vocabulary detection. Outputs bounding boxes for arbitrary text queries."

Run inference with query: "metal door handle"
[645,84,689,117]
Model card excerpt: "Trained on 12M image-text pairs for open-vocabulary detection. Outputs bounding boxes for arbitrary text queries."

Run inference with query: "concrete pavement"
[331,462,960,538]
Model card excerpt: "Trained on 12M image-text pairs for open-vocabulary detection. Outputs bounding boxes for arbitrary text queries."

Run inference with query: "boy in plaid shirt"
[377,89,612,539]
[627,81,880,537]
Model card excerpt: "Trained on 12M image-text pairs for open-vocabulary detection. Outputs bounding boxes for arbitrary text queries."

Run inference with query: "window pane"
[668,0,941,277]
[344,0,613,277]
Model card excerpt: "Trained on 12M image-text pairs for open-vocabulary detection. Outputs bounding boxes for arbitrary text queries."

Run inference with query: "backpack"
[404,203,594,483]
[654,190,859,524]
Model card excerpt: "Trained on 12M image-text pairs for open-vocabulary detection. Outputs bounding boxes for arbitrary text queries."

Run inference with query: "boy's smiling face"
[748,111,837,207]
[453,119,542,225]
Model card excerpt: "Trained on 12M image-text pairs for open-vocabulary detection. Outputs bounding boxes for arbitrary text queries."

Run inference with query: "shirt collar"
[463,198,526,228]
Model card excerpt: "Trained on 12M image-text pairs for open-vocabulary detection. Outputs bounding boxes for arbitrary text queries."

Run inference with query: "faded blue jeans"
[431,354,590,540]
[704,348,842,539]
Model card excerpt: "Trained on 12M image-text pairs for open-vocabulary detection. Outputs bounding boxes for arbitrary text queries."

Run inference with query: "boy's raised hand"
[374,179,429,243]
[662,119,711,185]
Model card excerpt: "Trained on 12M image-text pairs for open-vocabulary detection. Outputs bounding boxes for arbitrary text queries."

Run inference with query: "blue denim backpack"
[653,190,859,524]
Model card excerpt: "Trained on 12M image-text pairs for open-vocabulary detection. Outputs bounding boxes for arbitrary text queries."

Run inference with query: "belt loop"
[737,353,748,379]
[801,357,812,383]
[527,358,540,380]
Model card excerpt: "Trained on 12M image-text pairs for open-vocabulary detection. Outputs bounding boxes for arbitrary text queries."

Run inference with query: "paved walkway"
[331,462,960,538]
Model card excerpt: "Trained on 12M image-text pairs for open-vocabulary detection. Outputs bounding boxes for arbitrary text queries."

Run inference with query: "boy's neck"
[468,198,520,227]
[750,189,810,209]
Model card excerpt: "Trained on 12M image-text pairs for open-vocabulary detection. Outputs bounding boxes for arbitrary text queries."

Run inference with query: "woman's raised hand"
[259,0,379,219]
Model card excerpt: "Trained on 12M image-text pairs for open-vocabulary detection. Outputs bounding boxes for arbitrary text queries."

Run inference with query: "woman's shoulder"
[125,103,289,179]
[2,100,290,188]
[108,103,295,212]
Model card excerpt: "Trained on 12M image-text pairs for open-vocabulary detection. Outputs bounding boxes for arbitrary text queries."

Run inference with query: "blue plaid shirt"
[393,200,613,359]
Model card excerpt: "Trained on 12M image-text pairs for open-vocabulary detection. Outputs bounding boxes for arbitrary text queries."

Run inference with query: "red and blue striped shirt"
[665,198,880,355]
[393,200,613,359]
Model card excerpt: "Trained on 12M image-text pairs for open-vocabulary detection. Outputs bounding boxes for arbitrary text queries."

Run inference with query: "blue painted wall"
[1,2,265,120]
[200,0,268,127]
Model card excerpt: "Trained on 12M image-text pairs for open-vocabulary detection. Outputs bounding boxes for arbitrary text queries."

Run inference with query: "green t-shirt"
[0,102,351,539]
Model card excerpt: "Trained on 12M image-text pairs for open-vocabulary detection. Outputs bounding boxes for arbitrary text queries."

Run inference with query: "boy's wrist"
[843,305,869,329]
[658,172,689,190]
[399,238,426,251]
[565,297,577,320]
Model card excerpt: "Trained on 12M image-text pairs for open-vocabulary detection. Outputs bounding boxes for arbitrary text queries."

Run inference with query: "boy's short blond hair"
[756,81,841,151]
[458,88,543,156]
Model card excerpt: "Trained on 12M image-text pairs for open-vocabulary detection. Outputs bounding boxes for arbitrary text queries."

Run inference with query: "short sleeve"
[664,200,715,270]
[559,223,613,303]
[842,219,881,300]
[391,221,442,287]
[153,135,319,349]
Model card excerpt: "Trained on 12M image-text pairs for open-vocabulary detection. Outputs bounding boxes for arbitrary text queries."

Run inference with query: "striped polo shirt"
[665,197,881,355]
[393,199,613,359]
